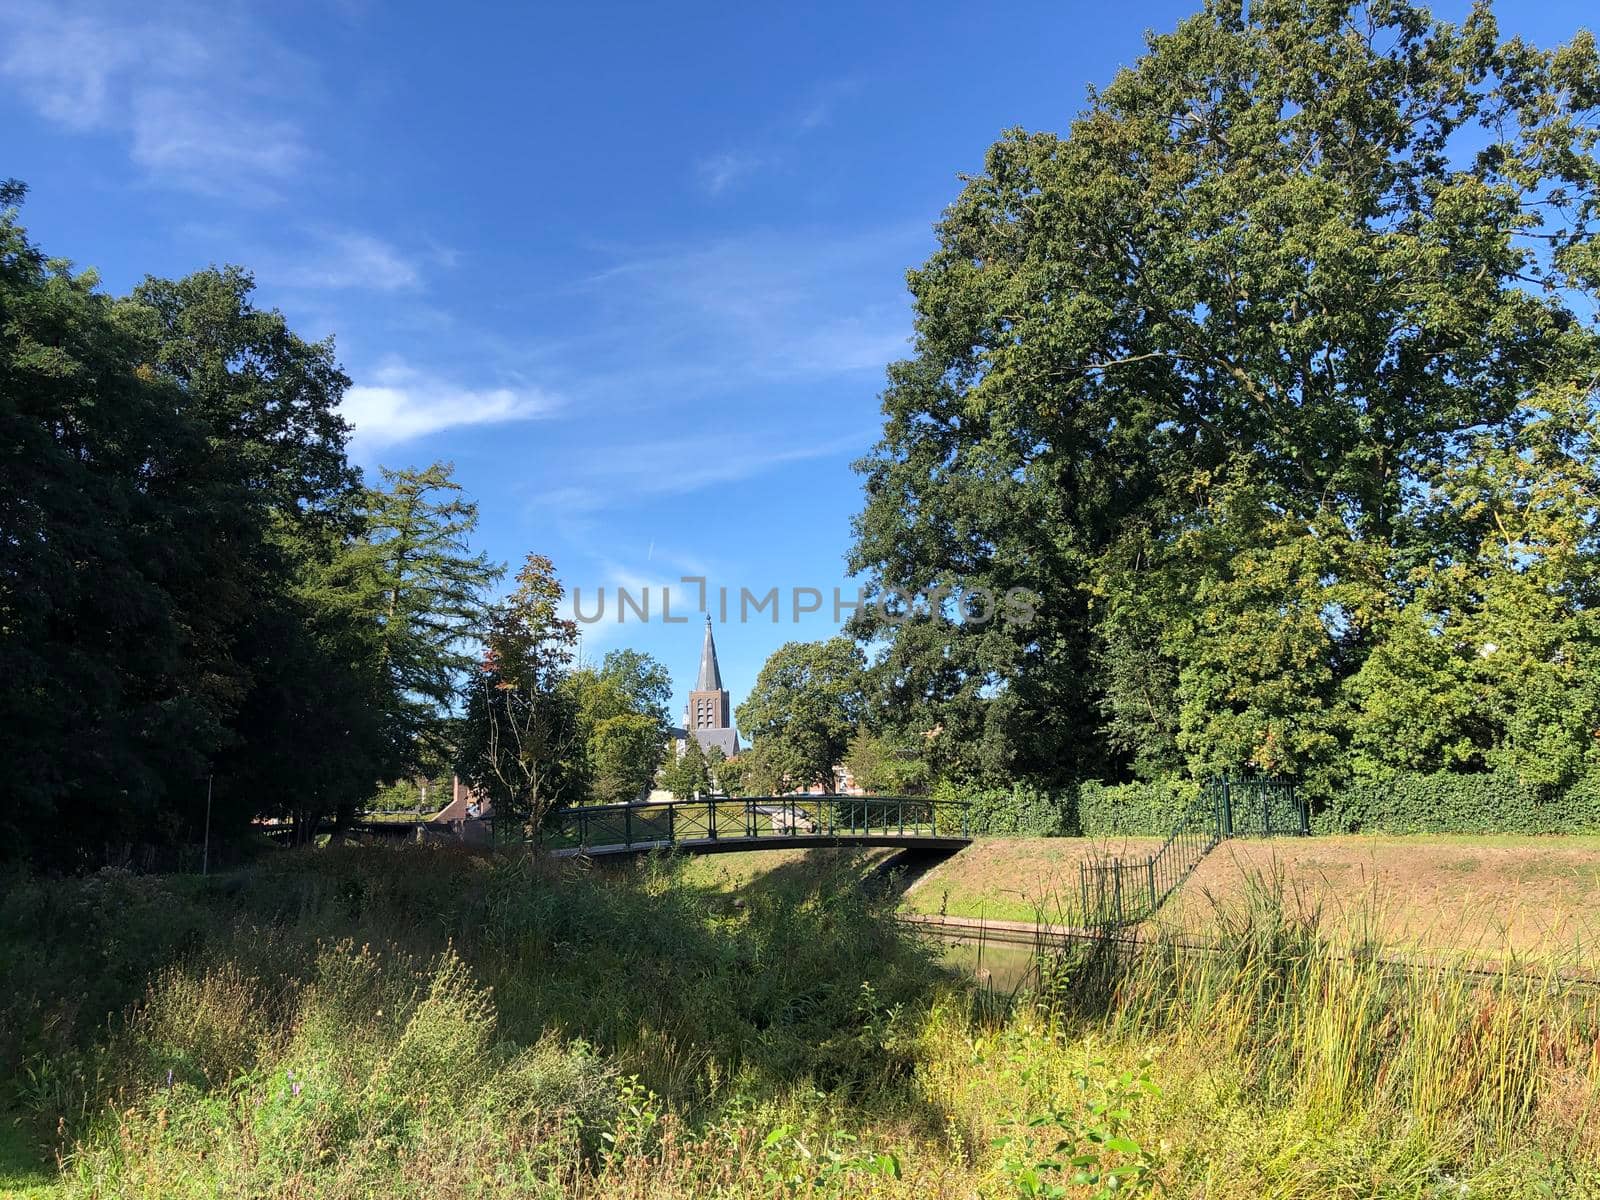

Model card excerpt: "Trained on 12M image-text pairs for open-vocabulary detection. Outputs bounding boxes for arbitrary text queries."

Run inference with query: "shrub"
[1316,769,1600,835]
[1077,779,1199,837]
[934,780,1075,836]
[931,778,1204,837]
[366,948,498,1118]
[121,963,268,1092]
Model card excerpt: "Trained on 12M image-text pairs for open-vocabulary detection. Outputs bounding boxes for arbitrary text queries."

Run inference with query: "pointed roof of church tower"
[696,616,723,691]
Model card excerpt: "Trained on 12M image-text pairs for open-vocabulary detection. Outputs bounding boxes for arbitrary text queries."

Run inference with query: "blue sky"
[2,0,1592,727]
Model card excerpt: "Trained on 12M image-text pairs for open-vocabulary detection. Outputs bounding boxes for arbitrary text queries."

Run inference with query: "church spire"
[684,616,737,755]
[695,615,723,691]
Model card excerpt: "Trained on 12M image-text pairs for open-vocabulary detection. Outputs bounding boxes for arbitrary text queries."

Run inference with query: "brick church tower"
[683,616,739,757]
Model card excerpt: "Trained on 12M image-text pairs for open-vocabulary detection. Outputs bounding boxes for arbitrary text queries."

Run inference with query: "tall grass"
[2,848,1598,1196]
[993,868,1600,1194]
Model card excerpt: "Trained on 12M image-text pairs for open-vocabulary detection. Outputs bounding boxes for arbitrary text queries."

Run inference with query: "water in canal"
[936,936,1042,994]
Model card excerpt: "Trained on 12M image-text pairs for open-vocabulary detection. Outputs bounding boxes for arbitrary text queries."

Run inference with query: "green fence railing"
[1217,774,1308,839]
[539,794,971,854]
[1079,775,1303,927]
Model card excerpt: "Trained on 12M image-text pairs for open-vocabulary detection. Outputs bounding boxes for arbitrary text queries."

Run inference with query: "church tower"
[683,617,738,757]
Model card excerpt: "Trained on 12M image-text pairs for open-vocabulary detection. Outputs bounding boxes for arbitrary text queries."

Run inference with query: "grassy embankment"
[3,843,1599,1197]
[865,832,1600,962]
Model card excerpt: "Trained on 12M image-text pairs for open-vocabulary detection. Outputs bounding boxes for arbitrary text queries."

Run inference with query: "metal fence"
[539,794,971,854]
[1079,775,1303,927]
[1217,774,1308,838]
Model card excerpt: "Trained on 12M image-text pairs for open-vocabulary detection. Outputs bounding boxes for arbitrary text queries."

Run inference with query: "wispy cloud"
[536,429,869,516]
[556,557,690,657]
[558,551,737,659]
[572,225,920,390]
[341,362,561,447]
[695,150,768,196]
[0,1,315,196]
[275,231,422,292]
[793,78,862,132]
[693,77,860,196]
[173,223,441,295]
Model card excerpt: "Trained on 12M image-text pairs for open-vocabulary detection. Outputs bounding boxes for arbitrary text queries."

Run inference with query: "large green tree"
[332,462,501,770]
[130,265,393,836]
[1,187,410,856]
[568,649,673,804]
[0,184,523,860]
[736,638,867,793]
[0,184,257,861]
[850,0,1600,792]
[660,735,712,800]
[458,555,586,833]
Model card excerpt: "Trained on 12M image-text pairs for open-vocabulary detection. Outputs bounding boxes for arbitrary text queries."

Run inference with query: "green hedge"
[1077,779,1199,838]
[1314,770,1600,835]
[933,780,1075,836]
[932,778,1202,838]
[935,769,1600,839]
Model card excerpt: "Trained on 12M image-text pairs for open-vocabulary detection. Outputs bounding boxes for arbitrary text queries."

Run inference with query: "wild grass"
[1,847,1598,1196]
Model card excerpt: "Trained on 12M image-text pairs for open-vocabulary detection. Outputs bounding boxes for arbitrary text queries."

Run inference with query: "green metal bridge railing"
[1080,775,1305,928]
[539,794,971,854]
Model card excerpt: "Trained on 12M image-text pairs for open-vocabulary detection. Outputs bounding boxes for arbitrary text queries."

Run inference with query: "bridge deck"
[540,795,972,858]
[550,832,972,859]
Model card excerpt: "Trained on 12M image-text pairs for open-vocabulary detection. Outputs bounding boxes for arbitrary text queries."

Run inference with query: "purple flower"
[292,1082,302,1098]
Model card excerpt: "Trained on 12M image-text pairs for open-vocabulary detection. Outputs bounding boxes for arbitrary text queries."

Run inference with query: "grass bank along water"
[2,845,1598,1197]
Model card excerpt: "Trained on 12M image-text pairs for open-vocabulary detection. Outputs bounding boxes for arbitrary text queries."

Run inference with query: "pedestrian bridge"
[541,795,971,858]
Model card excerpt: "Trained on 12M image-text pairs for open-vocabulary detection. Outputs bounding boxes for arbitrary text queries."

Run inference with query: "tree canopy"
[457,555,587,832]
[0,186,644,861]
[736,638,867,793]
[569,649,674,804]
[849,0,1600,795]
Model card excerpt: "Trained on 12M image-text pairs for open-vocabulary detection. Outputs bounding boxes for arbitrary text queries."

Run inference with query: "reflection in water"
[938,937,1040,994]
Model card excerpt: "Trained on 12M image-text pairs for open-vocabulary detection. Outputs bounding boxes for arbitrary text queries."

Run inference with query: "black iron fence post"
[1221,776,1234,839]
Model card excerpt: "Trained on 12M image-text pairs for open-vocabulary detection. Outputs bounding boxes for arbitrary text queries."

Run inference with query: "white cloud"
[341,363,560,447]
[557,555,724,658]
[277,231,422,292]
[0,1,315,195]
[574,226,921,389]
[128,88,308,189]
